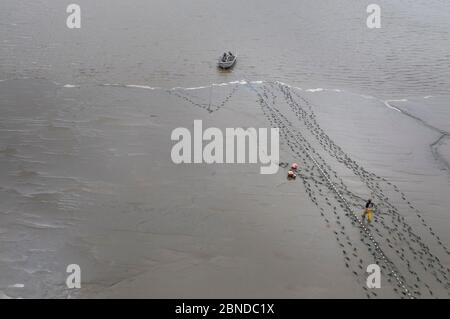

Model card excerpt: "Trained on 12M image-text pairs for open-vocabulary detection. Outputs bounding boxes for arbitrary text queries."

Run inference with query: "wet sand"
[1,78,449,298]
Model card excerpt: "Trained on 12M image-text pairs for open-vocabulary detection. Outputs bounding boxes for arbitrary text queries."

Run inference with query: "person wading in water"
[362,199,374,223]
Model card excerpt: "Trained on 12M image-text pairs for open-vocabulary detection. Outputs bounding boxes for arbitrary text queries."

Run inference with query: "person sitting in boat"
[222,52,227,62]
[228,51,234,58]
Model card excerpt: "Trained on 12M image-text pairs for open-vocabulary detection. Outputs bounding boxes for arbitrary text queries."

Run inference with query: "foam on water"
[125,84,160,90]
[306,88,324,93]
[8,284,24,288]
[98,79,442,119]
[384,100,408,113]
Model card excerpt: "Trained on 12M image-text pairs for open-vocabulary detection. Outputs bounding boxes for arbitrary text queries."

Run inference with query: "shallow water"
[2,0,450,98]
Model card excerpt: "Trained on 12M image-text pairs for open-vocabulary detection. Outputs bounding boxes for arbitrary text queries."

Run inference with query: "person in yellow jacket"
[362,199,374,223]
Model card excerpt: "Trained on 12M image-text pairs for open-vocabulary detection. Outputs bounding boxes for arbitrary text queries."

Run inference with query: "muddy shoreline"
[1,78,449,298]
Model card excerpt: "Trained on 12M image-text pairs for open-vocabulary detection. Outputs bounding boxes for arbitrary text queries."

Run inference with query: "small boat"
[218,52,237,69]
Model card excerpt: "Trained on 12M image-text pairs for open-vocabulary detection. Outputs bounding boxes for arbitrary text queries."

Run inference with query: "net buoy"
[287,170,296,179]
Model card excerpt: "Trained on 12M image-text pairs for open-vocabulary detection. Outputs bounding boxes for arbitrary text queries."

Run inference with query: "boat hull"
[218,56,237,69]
